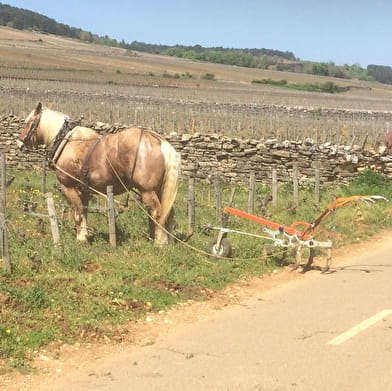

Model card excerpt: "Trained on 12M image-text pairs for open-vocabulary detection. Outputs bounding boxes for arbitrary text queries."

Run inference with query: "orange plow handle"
[224,206,312,240]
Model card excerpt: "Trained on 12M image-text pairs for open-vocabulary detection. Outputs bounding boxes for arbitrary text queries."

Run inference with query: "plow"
[205,195,387,272]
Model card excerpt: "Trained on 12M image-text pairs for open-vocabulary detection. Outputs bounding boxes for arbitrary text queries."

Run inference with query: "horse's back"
[70,126,98,140]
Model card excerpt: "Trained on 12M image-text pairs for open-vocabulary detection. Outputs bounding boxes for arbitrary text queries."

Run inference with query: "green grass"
[1,169,391,372]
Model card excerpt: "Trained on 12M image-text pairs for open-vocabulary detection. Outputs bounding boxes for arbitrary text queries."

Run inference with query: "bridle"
[19,110,80,164]
[19,112,42,147]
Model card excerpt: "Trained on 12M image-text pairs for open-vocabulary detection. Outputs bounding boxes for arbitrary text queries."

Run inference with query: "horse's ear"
[34,102,42,115]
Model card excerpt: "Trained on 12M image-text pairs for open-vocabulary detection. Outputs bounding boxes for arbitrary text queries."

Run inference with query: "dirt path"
[2,230,392,390]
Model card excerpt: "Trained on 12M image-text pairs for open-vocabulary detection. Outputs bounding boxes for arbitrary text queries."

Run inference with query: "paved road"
[5,234,392,390]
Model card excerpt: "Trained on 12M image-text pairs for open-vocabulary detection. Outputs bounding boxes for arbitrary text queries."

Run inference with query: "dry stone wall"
[168,132,392,184]
[0,115,44,169]
[1,114,391,185]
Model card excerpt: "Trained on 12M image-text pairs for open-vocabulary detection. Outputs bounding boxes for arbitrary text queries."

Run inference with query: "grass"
[0,169,392,372]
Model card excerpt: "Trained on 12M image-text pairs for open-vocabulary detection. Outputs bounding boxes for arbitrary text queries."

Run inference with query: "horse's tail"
[159,140,181,227]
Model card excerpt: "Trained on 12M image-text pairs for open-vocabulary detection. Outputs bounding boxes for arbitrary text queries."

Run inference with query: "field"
[2,27,392,372]
[1,27,392,143]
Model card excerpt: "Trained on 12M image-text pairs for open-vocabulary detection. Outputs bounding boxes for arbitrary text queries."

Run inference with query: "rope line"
[52,159,289,263]
[27,143,298,265]
[20,112,308,265]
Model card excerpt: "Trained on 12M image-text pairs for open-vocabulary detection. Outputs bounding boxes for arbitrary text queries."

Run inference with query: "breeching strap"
[123,128,144,206]
[81,135,104,186]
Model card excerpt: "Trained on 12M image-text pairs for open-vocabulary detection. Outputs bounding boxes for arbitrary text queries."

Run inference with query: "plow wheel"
[208,238,232,258]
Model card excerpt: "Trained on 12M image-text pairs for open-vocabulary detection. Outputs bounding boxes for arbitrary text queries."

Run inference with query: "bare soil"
[2,26,392,141]
[1,26,392,100]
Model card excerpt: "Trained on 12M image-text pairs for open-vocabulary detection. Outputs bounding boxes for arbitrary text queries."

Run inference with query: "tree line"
[128,41,296,68]
[130,41,392,85]
[1,2,392,85]
[0,3,120,47]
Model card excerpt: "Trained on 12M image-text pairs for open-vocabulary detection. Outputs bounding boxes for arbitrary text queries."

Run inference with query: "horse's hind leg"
[140,191,167,245]
[165,207,175,244]
[61,185,89,242]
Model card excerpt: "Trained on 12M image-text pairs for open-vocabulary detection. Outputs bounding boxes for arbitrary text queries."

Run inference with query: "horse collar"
[49,118,79,164]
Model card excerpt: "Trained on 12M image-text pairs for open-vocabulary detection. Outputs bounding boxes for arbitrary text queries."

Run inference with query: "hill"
[2,2,392,84]
[1,25,392,144]
[0,2,116,45]
[0,25,389,95]
[0,2,293,63]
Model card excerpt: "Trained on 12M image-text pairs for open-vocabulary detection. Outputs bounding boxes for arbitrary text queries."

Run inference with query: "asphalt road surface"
[3,232,392,391]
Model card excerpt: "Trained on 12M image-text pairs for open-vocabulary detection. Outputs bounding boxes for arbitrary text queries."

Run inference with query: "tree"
[367,64,392,84]
[79,30,92,42]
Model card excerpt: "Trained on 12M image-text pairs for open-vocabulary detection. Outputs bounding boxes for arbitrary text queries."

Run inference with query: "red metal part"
[224,206,313,240]
[225,195,387,243]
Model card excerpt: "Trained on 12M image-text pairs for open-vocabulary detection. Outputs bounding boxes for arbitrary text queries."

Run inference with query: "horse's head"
[17,102,43,150]
[18,103,69,151]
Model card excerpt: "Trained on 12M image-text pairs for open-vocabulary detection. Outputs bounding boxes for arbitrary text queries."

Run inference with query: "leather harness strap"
[81,135,104,187]
[121,128,145,206]
[49,118,79,163]
[51,130,75,165]
[129,128,144,185]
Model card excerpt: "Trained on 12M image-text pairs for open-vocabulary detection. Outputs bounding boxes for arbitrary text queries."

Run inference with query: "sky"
[2,0,392,67]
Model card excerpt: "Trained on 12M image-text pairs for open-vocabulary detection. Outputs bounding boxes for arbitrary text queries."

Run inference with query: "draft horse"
[18,103,180,244]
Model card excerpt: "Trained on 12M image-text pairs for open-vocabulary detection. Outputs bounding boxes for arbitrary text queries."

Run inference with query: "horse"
[18,102,181,245]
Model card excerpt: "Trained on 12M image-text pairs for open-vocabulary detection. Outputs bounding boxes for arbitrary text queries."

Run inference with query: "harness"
[49,118,80,164]
[79,128,145,190]
[81,135,104,186]
[79,128,147,192]
[25,113,154,195]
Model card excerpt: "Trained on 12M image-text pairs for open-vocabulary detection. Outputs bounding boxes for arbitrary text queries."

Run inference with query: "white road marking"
[328,309,392,345]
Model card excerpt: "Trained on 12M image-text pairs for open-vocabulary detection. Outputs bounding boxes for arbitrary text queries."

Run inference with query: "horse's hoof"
[154,240,168,246]
[76,236,89,243]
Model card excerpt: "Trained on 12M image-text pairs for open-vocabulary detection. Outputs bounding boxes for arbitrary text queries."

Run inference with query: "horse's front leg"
[140,191,167,244]
[61,185,89,242]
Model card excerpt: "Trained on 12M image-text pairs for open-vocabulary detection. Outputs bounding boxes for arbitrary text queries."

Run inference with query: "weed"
[201,73,215,81]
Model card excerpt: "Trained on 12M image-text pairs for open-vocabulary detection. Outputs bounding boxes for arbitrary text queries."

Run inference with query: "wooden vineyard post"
[107,186,116,247]
[361,134,369,152]
[293,163,299,208]
[314,166,320,206]
[187,176,195,235]
[0,210,10,273]
[1,153,6,208]
[0,153,11,273]
[213,175,222,225]
[248,171,255,214]
[221,187,236,228]
[41,154,47,194]
[272,169,278,207]
[45,192,60,244]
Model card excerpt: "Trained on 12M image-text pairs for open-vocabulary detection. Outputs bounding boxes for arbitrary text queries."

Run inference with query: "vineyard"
[2,26,392,372]
[1,27,392,145]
